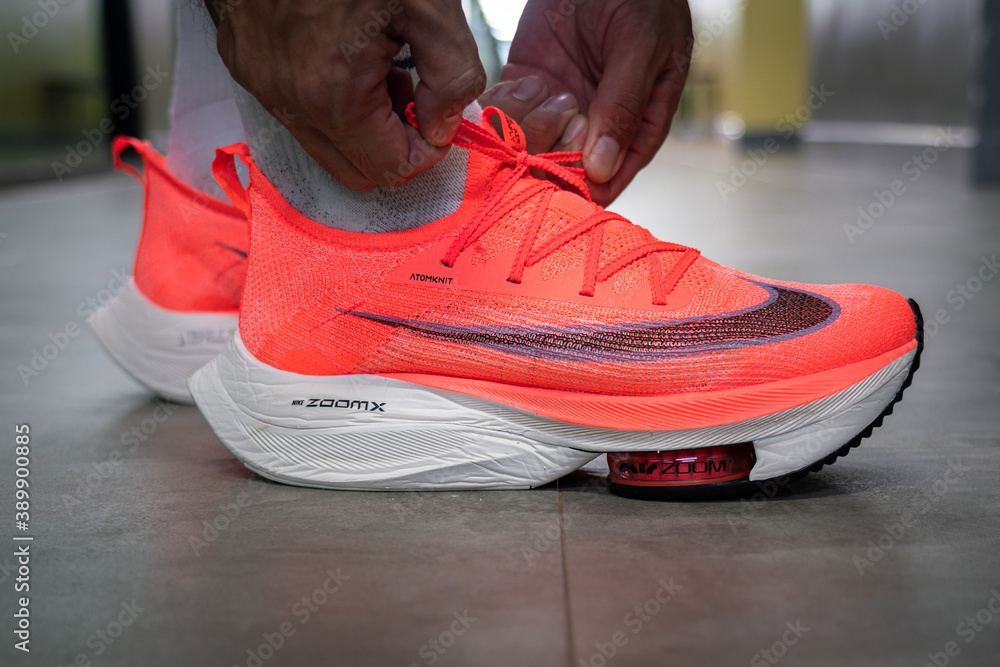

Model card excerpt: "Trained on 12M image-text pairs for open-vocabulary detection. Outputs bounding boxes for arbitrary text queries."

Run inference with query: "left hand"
[502,0,693,205]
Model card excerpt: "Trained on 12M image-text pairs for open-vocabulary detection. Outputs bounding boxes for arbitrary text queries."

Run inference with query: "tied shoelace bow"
[405,103,700,304]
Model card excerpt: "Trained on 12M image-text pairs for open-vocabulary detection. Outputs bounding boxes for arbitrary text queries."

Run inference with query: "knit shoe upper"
[210,108,917,410]
[113,136,248,313]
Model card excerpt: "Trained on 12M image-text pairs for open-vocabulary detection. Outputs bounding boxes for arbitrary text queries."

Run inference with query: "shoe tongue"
[537,190,651,252]
[468,176,654,272]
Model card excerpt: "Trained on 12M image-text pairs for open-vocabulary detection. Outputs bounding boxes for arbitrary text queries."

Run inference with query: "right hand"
[478,76,589,155]
[208,0,486,191]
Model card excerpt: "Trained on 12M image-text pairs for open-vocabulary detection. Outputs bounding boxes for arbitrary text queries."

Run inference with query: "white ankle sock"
[230,44,480,233]
[164,1,245,201]
[168,5,475,232]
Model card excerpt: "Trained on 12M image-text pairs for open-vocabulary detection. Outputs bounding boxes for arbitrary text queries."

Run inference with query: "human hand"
[502,0,693,205]
[208,0,486,191]
[478,76,588,154]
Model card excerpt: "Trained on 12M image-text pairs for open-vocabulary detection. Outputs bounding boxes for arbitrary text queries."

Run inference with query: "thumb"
[583,43,657,184]
[405,5,486,146]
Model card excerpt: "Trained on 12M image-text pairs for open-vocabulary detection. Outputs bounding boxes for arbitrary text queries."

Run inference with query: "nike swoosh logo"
[216,241,248,259]
[342,280,839,362]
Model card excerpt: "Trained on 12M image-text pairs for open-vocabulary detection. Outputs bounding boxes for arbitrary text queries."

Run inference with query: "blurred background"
[0,0,995,185]
[2,4,999,666]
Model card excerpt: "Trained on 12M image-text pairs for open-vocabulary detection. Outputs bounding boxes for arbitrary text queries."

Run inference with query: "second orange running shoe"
[189,107,922,491]
[89,137,248,403]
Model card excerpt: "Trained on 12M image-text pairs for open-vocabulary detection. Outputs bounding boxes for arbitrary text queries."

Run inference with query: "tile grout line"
[558,481,577,667]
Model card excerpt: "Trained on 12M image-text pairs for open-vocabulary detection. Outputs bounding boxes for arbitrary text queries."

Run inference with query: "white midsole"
[189,332,914,489]
[88,278,238,403]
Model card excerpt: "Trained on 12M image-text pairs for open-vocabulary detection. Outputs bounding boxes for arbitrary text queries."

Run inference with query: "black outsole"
[608,299,925,501]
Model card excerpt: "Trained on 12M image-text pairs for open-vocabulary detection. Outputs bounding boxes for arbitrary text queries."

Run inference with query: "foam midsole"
[88,278,237,403]
[210,332,913,479]
[379,340,917,431]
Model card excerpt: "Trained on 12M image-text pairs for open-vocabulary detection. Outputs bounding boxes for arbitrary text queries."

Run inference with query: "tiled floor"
[1,136,998,666]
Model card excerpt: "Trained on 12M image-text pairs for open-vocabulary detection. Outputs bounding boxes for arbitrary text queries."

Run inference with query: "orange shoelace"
[407,104,700,304]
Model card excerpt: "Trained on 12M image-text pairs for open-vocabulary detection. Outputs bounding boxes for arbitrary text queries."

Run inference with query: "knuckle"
[611,88,647,120]
[521,113,559,140]
[443,62,487,107]
[340,142,380,178]
[607,106,642,139]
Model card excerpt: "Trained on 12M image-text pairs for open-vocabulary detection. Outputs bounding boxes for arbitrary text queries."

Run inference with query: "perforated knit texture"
[539,236,586,280]
[234,120,916,397]
[128,142,247,312]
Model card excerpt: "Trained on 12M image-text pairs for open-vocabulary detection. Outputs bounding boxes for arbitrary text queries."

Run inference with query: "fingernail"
[542,93,577,114]
[432,127,453,145]
[588,136,621,182]
[559,114,587,149]
[432,113,461,145]
[513,76,544,102]
[480,81,511,104]
[431,123,452,144]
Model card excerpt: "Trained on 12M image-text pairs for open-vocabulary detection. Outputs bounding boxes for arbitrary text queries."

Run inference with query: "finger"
[554,114,588,153]
[479,76,549,146]
[402,123,451,184]
[386,66,416,119]
[479,77,549,123]
[287,124,377,192]
[336,113,449,189]
[476,80,512,111]
[590,66,686,204]
[405,6,486,146]
[498,64,563,100]
[519,93,579,154]
[586,149,645,206]
[333,73,447,188]
[582,37,658,184]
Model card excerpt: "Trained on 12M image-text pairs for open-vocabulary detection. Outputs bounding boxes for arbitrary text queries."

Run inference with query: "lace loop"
[404,103,700,304]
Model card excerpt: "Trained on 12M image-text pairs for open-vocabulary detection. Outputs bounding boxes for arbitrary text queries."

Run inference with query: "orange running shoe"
[189,107,922,492]
[89,136,248,403]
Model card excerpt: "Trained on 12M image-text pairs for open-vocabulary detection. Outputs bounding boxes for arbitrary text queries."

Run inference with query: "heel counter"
[129,150,247,312]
